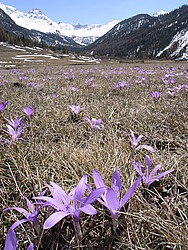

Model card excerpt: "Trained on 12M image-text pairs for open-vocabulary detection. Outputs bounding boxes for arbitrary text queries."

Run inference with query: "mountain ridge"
[0,2,187,60]
[0,2,120,46]
[0,8,82,49]
[83,5,188,59]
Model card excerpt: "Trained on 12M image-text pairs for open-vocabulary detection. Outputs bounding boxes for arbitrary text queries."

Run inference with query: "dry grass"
[0,59,188,249]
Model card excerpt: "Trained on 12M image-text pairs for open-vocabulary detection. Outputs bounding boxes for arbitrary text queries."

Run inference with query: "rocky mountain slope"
[84,5,188,59]
[0,8,81,49]
[0,2,187,59]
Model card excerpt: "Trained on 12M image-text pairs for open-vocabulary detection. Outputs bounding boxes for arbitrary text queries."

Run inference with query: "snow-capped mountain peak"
[28,8,43,15]
[0,1,120,46]
[0,2,18,15]
[153,10,168,17]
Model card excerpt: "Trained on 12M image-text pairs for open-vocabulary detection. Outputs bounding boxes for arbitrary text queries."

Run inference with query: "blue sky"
[1,0,187,24]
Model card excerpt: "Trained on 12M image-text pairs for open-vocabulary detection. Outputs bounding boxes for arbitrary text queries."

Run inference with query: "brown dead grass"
[0,57,188,249]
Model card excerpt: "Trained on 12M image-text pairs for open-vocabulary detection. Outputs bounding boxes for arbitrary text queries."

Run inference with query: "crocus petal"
[67,187,76,203]
[3,207,29,218]
[69,104,75,110]
[90,118,97,128]
[79,204,97,215]
[49,182,69,205]
[24,196,35,213]
[86,185,107,206]
[95,125,101,130]
[74,174,87,204]
[111,170,121,196]
[43,211,70,229]
[96,197,108,207]
[131,160,143,176]
[4,138,12,146]
[6,125,15,136]
[34,190,47,209]
[85,183,92,192]
[154,169,173,180]
[75,106,81,114]
[145,155,151,172]
[83,187,106,205]
[33,196,65,210]
[10,218,29,231]
[4,228,17,250]
[7,118,14,127]
[93,168,106,188]
[26,106,32,114]
[135,135,144,144]
[21,106,26,113]
[120,176,142,208]
[130,129,136,143]
[0,101,7,112]
[27,242,34,250]
[85,117,91,123]
[17,125,23,137]
[16,127,24,140]
[85,117,92,127]
[149,164,161,177]
[39,189,47,197]
[106,188,120,212]
[136,145,155,152]
[95,119,102,125]
[128,135,135,147]
[7,118,22,130]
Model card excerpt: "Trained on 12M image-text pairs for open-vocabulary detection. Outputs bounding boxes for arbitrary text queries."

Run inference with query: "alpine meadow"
[0,2,188,250]
[0,56,187,249]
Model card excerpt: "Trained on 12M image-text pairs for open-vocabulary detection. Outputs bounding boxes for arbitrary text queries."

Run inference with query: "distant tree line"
[0,26,42,47]
[0,26,68,53]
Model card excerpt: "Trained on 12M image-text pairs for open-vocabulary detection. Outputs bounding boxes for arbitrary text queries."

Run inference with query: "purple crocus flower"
[19,75,24,81]
[52,93,57,98]
[3,191,46,235]
[124,129,155,152]
[69,105,83,115]
[4,192,45,250]
[162,76,168,85]
[22,106,36,119]
[3,118,24,146]
[170,78,175,84]
[34,175,105,237]
[85,117,104,129]
[6,118,22,130]
[0,101,7,112]
[113,82,120,90]
[28,82,38,88]
[175,84,185,92]
[85,78,93,85]
[92,168,142,230]
[167,89,176,97]
[71,86,78,92]
[132,155,173,187]
[152,91,160,100]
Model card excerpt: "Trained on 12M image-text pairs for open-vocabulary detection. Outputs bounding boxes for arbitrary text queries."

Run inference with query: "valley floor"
[0,48,188,249]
